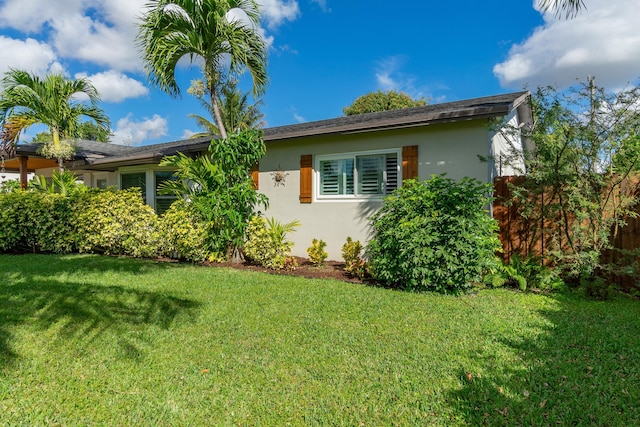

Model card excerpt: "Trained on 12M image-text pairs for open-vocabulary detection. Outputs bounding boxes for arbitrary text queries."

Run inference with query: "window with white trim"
[316,149,400,199]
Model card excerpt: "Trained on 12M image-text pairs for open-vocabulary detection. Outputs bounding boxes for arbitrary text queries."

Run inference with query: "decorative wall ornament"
[270,166,289,187]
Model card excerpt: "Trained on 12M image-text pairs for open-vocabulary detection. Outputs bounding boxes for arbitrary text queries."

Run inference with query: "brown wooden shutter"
[299,154,312,203]
[402,145,418,181]
[250,163,259,190]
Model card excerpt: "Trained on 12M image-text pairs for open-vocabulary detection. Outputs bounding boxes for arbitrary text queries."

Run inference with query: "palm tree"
[188,78,264,138]
[0,69,110,170]
[137,0,268,140]
[539,0,585,18]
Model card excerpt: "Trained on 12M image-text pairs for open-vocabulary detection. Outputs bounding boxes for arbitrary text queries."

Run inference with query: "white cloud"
[111,114,168,145]
[0,0,82,32]
[0,37,59,76]
[51,14,142,72]
[310,0,329,12]
[494,0,640,89]
[181,129,197,140]
[375,56,420,93]
[0,0,145,72]
[259,0,300,29]
[75,71,149,103]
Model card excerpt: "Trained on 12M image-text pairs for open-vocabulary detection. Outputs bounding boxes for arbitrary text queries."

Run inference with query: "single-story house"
[7,91,533,260]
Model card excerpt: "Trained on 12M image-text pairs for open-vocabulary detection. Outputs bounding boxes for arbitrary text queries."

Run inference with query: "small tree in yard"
[367,175,501,294]
[505,79,640,295]
[158,129,267,260]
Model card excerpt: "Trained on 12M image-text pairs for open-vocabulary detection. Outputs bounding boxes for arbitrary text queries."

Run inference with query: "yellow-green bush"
[74,189,159,258]
[307,239,327,266]
[243,216,299,270]
[156,200,211,262]
[0,191,76,253]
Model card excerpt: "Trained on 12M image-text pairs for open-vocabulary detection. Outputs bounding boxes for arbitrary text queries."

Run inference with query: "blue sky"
[0,0,638,146]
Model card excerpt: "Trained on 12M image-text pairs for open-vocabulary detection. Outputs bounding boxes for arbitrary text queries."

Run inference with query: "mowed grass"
[0,255,639,426]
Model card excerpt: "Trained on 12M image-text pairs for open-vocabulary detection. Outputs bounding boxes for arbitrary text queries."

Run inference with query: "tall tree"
[0,69,110,169]
[505,80,640,292]
[31,121,113,144]
[187,78,264,138]
[137,0,268,140]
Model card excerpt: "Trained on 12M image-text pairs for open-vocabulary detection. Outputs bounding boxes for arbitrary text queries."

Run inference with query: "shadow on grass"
[449,293,640,425]
[0,254,201,370]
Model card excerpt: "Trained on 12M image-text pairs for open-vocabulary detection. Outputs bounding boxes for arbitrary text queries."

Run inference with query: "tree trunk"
[206,71,227,140]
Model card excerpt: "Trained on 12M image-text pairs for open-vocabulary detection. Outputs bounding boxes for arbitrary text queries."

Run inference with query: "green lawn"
[1,254,638,426]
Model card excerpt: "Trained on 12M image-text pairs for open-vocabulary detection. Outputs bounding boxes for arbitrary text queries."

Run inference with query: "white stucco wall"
[259,120,494,260]
[489,110,526,178]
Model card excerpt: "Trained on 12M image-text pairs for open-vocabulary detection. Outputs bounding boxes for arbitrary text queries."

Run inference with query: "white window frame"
[314,148,401,201]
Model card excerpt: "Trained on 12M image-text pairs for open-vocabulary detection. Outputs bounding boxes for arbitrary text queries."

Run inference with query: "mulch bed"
[206,256,366,284]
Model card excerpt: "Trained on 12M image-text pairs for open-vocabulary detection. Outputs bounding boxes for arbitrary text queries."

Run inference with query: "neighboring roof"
[263,91,530,141]
[67,136,214,171]
[17,91,529,172]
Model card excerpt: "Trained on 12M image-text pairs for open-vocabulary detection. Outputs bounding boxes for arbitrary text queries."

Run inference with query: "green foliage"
[343,90,426,116]
[73,189,159,258]
[505,80,640,289]
[0,190,77,253]
[367,175,502,293]
[159,129,268,259]
[484,255,564,292]
[156,200,211,262]
[307,239,327,266]
[28,170,84,195]
[0,69,110,165]
[243,216,300,270]
[188,78,265,137]
[0,178,20,193]
[31,122,113,143]
[137,0,267,139]
[341,236,368,279]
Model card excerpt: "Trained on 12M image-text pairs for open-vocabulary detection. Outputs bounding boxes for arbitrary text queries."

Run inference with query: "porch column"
[19,156,28,189]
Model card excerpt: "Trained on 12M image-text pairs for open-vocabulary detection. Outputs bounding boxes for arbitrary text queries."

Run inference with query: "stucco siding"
[259,120,493,260]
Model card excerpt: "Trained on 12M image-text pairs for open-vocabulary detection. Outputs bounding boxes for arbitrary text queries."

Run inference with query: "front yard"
[0,254,638,425]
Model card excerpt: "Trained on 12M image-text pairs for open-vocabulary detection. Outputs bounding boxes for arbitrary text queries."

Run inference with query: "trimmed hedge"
[0,189,161,258]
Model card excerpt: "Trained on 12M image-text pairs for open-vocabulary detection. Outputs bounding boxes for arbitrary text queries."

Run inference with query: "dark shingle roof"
[263,91,530,141]
[66,91,530,171]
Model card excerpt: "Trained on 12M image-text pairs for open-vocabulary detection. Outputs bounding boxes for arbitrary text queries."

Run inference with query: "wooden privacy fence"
[493,176,640,291]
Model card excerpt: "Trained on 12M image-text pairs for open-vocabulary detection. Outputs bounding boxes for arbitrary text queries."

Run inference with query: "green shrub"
[156,200,211,262]
[341,237,368,279]
[244,216,300,270]
[0,191,76,253]
[484,255,565,292]
[307,239,327,266]
[74,188,159,258]
[0,179,20,194]
[367,175,502,293]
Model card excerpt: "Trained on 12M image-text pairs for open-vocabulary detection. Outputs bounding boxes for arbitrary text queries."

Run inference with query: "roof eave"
[264,105,511,142]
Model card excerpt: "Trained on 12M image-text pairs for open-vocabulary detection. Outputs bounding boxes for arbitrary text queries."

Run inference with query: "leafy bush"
[307,239,327,266]
[159,129,268,260]
[74,188,159,258]
[29,170,84,195]
[0,190,79,253]
[156,200,211,262]
[0,179,20,194]
[484,255,564,292]
[244,216,300,270]
[367,175,502,293]
[341,237,368,279]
